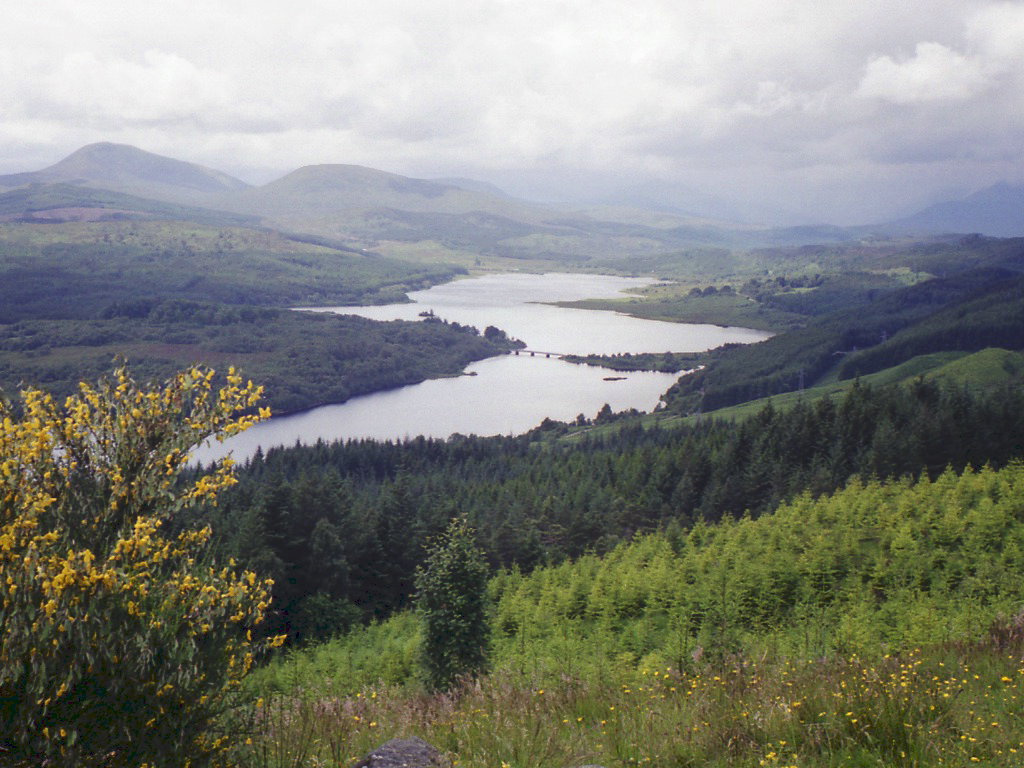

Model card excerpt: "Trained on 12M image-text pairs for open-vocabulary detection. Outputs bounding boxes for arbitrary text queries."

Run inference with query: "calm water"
[310,272,766,355]
[196,273,769,463]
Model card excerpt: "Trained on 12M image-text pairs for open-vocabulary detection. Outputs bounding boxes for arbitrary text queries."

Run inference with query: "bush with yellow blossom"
[0,365,280,767]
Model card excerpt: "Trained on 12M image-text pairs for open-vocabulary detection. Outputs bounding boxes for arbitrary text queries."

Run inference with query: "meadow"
[239,616,1024,767]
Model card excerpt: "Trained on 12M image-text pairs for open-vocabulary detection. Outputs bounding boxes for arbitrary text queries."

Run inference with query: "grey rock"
[356,737,450,768]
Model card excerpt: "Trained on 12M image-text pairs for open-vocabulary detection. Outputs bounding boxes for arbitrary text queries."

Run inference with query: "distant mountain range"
[0,143,1020,249]
[219,162,555,223]
[873,182,1024,238]
[0,143,547,221]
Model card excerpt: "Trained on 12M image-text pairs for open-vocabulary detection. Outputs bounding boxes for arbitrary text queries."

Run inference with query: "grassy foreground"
[238,636,1024,768]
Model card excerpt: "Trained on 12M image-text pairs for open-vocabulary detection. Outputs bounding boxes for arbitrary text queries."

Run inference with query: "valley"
[2,141,1024,768]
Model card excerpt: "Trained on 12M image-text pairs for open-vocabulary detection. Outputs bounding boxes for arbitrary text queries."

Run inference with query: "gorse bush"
[0,366,281,767]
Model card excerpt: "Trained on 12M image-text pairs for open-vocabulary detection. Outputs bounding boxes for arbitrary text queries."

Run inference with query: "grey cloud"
[1,0,1022,224]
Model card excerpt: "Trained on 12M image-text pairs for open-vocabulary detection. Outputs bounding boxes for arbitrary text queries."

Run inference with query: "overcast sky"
[1,0,1022,224]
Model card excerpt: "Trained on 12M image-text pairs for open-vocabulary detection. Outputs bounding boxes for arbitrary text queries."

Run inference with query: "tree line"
[207,377,1024,644]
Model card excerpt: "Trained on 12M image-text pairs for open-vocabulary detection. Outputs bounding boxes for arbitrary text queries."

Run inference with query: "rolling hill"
[0,144,869,261]
[225,163,549,219]
[0,182,257,226]
[0,142,251,205]
[5,142,1023,266]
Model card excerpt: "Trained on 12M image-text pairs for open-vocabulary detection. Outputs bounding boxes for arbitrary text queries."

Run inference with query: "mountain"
[223,163,552,222]
[0,142,251,205]
[875,182,1024,237]
[213,163,660,256]
[1,142,965,258]
[431,176,512,198]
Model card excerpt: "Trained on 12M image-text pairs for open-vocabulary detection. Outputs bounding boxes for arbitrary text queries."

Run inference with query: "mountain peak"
[242,163,548,220]
[0,142,250,204]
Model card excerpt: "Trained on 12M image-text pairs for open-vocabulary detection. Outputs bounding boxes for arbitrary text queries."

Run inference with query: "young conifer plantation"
[242,462,1024,768]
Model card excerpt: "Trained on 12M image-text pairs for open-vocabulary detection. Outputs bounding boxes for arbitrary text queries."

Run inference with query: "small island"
[562,351,699,373]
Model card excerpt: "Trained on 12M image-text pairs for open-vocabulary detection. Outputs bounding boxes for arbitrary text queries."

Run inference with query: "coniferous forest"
[205,378,1024,643]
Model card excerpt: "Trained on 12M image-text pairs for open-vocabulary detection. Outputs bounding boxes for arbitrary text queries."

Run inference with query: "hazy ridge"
[1,143,1020,259]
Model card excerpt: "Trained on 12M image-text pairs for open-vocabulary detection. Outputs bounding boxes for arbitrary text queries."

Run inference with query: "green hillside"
[835,278,1024,380]
[266,460,1024,687]
[0,219,495,412]
[664,263,1024,414]
[922,346,1024,387]
[488,462,1024,660]
[0,182,257,226]
[243,462,1024,768]
[665,348,1024,424]
[0,219,461,322]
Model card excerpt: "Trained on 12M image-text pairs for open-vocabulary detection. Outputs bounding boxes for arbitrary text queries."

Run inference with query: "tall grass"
[234,616,1024,767]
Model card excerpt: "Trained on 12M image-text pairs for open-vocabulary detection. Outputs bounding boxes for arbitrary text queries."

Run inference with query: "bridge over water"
[514,349,565,359]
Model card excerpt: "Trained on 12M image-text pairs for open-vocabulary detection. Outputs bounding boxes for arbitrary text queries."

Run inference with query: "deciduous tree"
[414,516,489,690]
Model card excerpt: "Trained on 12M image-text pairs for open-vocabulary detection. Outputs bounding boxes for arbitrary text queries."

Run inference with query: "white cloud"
[39,50,232,123]
[856,42,992,103]
[968,2,1024,64]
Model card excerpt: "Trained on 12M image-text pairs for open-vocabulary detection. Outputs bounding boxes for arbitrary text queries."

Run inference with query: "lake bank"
[195,273,770,464]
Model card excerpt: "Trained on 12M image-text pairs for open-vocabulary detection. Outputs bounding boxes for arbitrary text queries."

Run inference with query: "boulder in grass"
[356,737,450,768]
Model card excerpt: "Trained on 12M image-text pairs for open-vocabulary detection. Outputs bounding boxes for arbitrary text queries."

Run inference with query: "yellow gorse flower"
[0,365,278,766]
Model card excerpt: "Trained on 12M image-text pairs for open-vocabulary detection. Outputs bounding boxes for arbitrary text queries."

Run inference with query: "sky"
[1,0,1022,225]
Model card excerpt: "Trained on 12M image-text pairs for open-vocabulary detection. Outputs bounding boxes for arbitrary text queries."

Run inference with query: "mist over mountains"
[0,143,1021,248]
[878,182,1024,239]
